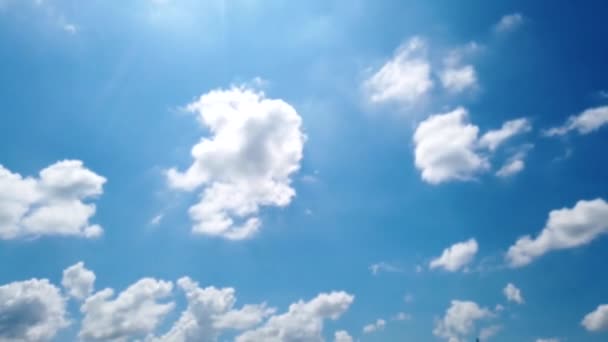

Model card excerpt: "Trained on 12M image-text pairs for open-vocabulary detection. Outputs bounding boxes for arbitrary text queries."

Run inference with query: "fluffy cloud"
[334,330,354,342]
[0,160,106,239]
[167,86,305,240]
[235,291,354,342]
[62,262,95,300]
[79,278,174,341]
[506,198,608,267]
[544,106,608,136]
[0,279,69,342]
[369,262,402,275]
[414,109,531,184]
[536,339,560,342]
[494,13,524,33]
[154,277,274,342]
[430,238,478,272]
[433,300,492,342]
[582,304,608,332]
[503,283,524,304]
[363,319,386,333]
[440,65,476,93]
[364,37,433,105]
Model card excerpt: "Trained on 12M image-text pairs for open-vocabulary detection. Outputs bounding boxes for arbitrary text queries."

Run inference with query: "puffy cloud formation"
[430,238,478,272]
[503,283,524,304]
[433,300,492,342]
[507,198,608,267]
[167,86,305,240]
[544,106,608,136]
[79,278,174,341]
[363,319,386,333]
[154,277,274,342]
[62,262,95,300]
[0,160,106,239]
[0,279,69,342]
[364,37,433,105]
[494,13,524,33]
[582,304,608,332]
[334,330,354,342]
[235,291,354,342]
[413,108,531,184]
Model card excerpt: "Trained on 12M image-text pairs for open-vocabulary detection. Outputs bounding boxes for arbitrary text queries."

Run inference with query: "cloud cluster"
[433,300,492,342]
[503,283,524,304]
[544,106,608,136]
[167,87,306,240]
[362,319,386,334]
[430,238,478,272]
[0,160,106,240]
[582,304,608,332]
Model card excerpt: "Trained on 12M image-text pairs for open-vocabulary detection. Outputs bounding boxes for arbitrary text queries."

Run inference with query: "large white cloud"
[79,278,174,341]
[430,238,478,272]
[506,198,608,267]
[0,279,69,342]
[235,291,354,342]
[62,262,95,300]
[167,86,305,240]
[413,108,532,184]
[544,106,608,136]
[503,283,524,304]
[153,277,274,342]
[433,300,492,342]
[0,160,106,239]
[363,37,433,105]
[582,304,608,332]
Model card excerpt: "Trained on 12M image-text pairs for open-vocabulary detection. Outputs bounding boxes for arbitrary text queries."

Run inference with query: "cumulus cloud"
[153,277,274,342]
[582,304,608,332]
[363,319,386,334]
[430,238,478,272]
[433,300,492,342]
[0,279,69,341]
[369,262,402,275]
[334,330,354,342]
[503,283,524,304]
[0,160,106,240]
[506,198,608,267]
[544,106,608,136]
[235,291,354,342]
[364,37,433,105]
[167,86,305,240]
[62,262,95,300]
[413,109,531,184]
[494,13,524,33]
[79,278,174,341]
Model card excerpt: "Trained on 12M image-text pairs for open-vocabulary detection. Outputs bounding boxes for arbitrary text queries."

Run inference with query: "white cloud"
[235,291,354,342]
[79,278,174,341]
[536,338,560,342]
[0,160,106,240]
[496,159,524,178]
[363,319,386,333]
[495,13,524,33]
[433,300,492,342]
[544,106,608,136]
[582,304,608,332]
[369,262,402,275]
[364,37,433,105]
[506,198,608,267]
[479,118,532,151]
[334,330,354,342]
[479,324,502,340]
[440,65,477,93]
[153,277,274,342]
[150,214,163,226]
[503,283,524,304]
[414,109,532,184]
[62,262,95,300]
[393,312,412,321]
[0,279,69,341]
[430,238,478,272]
[167,86,305,240]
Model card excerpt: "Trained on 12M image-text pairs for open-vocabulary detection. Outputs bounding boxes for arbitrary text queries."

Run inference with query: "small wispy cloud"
[149,214,163,226]
[369,262,402,275]
[495,13,524,33]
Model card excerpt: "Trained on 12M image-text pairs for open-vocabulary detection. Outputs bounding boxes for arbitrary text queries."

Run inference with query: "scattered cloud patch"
[167,86,305,240]
[440,65,477,93]
[507,198,608,267]
[62,262,95,300]
[582,304,608,332]
[430,238,478,272]
[503,283,524,304]
[479,324,502,340]
[536,338,560,342]
[479,118,532,151]
[369,262,402,275]
[544,106,608,136]
[495,13,524,33]
[334,330,354,342]
[0,160,106,240]
[63,23,77,34]
[433,300,492,342]
[393,312,412,321]
[363,319,386,333]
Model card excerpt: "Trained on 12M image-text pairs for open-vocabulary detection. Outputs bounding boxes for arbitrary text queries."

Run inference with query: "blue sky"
[1,0,608,341]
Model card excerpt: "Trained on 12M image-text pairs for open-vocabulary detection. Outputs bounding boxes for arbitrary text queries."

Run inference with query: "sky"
[1,0,608,341]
